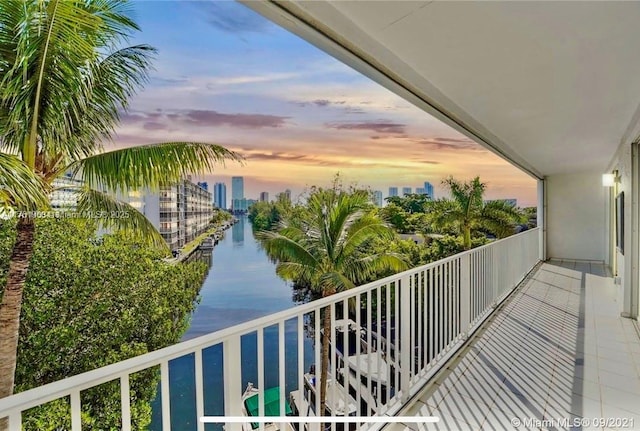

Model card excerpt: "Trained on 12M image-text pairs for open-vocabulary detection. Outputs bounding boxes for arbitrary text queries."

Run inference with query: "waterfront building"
[416,187,426,195]
[50,174,84,209]
[388,186,398,197]
[372,190,383,207]
[402,187,412,195]
[284,189,291,202]
[121,178,212,251]
[213,182,227,209]
[424,181,434,199]
[259,192,269,202]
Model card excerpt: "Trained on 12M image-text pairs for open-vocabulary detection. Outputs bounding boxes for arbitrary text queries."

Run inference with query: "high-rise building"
[424,182,435,199]
[284,189,292,202]
[260,192,269,202]
[231,177,245,212]
[232,177,244,200]
[416,187,426,195]
[388,187,399,197]
[214,182,227,209]
[402,187,412,195]
[372,190,383,207]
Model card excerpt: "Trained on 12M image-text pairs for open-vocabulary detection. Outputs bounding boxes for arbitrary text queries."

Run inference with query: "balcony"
[0,229,541,429]
[392,260,640,430]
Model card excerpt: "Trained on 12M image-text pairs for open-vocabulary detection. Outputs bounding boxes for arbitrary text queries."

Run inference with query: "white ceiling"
[244,1,640,178]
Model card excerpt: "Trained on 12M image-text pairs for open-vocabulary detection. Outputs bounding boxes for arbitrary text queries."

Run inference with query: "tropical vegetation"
[248,191,298,231]
[0,0,239,402]
[257,185,408,419]
[428,177,525,249]
[0,218,207,430]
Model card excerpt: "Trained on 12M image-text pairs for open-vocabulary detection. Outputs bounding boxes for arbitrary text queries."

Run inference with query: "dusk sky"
[110,1,538,207]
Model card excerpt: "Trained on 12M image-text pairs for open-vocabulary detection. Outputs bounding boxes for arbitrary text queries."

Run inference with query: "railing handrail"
[0,227,540,415]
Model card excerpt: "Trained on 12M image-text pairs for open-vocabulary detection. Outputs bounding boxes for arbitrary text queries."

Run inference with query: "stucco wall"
[546,172,606,261]
[607,140,634,316]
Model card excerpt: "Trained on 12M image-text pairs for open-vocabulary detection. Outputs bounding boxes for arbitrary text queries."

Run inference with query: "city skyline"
[105,1,537,207]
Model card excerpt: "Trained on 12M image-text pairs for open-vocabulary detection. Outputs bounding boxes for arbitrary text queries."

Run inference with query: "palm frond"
[76,187,168,252]
[342,253,408,284]
[0,152,49,210]
[69,142,243,193]
[0,0,156,167]
[427,199,465,233]
[275,261,317,286]
[337,214,395,262]
[257,230,320,271]
[319,271,355,295]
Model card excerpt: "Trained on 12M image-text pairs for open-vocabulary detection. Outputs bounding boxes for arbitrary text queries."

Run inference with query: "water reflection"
[232,216,245,244]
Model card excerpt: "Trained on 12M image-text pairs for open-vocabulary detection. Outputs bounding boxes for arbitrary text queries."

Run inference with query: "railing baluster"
[70,389,81,431]
[391,281,396,406]
[297,314,304,420]
[417,271,423,374]
[342,299,350,419]
[121,374,131,431]
[330,303,337,431]
[400,275,411,402]
[160,361,171,431]
[223,338,242,431]
[8,410,21,431]
[366,289,372,416]
[278,321,285,421]
[195,348,204,431]
[445,261,450,347]
[314,308,321,418]
[375,285,382,414]
[460,253,471,336]
[257,328,265,431]
[429,267,434,364]
[355,293,361,422]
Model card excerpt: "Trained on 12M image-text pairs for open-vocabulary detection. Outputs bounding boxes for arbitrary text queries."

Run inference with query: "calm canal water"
[149,216,315,430]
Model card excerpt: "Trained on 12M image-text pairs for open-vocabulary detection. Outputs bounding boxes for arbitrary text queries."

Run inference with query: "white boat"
[241,383,296,431]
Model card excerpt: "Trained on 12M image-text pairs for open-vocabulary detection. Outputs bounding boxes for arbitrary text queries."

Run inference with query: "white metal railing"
[0,228,540,430]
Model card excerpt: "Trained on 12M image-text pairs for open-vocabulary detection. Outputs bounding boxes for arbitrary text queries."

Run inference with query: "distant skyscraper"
[389,187,398,197]
[402,187,412,195]
[373,190,383,207]
[214,182,227,209]
[284,189,292,202]
[232,176,244,201]
[260,192,269,202]
[424,182,434,199]
[197,181,208,191]
[416,187,426,195]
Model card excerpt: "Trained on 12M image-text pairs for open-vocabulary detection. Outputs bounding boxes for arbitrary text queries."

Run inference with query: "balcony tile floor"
[392,260,640,430]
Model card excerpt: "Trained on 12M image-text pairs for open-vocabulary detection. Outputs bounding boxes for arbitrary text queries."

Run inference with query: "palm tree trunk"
[319,306,331,423]
[0,218,35,399]
[463,226,471,250]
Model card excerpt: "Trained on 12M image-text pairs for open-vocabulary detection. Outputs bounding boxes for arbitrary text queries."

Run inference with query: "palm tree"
[0,0,241,401]
[428,177,524,249]
[259,188,408,419]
